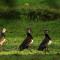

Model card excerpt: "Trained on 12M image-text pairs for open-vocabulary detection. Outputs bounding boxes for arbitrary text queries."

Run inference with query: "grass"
[0,0,60,60]
[0,51,60,60]
[0,19,60,60]
[16,0,44,5]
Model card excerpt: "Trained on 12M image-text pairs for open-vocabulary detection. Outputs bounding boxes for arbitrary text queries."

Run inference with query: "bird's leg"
[44,48,47,55]
[46,46,49,52]
[0,45,3,51]
[44,46,49,54]
[28,45,33,52]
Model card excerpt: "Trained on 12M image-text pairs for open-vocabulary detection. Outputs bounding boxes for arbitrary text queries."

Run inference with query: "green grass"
[0,0,60,60]
[16,0,44,5]
[0,51,60,60]
[0,19,60,60]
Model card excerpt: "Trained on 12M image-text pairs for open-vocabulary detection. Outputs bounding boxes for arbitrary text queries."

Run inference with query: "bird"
[19,28,33,51]
[38,30,52,52]
[0,27,6,46]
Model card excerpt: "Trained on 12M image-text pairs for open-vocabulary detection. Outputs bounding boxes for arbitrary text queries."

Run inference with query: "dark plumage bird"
[38,30,52,51]
[19,28,33,51]
[0,28,6,46]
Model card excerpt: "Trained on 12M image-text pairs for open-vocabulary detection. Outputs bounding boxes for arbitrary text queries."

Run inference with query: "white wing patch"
[30,39,33,45]
[48,40,52,45]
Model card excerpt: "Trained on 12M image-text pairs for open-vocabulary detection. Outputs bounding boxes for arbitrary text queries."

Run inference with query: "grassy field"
[0,0,60,60]
[0,19,60,60]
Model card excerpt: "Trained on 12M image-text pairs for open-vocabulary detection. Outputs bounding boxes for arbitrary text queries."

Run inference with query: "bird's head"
[26,27,32,34]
